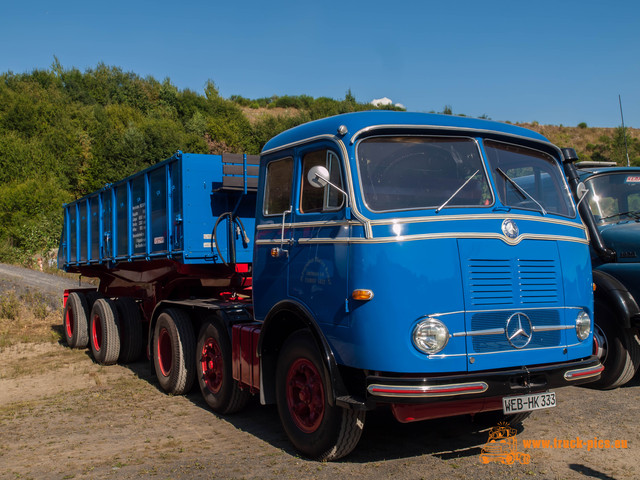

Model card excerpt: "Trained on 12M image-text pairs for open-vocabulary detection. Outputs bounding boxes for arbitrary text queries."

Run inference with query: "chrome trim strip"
[470,344,581,356]
[453,328,505,337]
[532,325,574,332]
[452,325,574,338]
[255,232,588,246]
[257,220,354,230]
[256,213,586,233]
[368,213,585,231]
[348,124,559,151]
[564,364,604,381]
[367,381,488,398]
[261,134,339,156]
[429,306,584,321]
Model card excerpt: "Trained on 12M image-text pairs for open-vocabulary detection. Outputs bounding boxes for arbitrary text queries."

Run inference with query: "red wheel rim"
[65,306,74,338]
[201,337,223,394]
[92,314,102,352]
[157,327,172,376]
[286,358,325,433]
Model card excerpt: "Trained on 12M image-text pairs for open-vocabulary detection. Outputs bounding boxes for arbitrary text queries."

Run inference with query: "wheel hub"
[157,327,173,376]
[286,358,325,433]
[201,338,223,394]
[92,314,102,352]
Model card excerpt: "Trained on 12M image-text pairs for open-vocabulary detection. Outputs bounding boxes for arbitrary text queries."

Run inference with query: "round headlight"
[413,317,449,354]
[576,310,591,341]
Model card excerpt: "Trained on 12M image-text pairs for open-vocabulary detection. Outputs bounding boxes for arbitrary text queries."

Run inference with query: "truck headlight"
[576,310,591,341]
[413,317,449,354]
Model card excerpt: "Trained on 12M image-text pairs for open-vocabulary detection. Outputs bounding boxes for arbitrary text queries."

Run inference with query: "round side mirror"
[576,182,589,199]
[307,165,330,188]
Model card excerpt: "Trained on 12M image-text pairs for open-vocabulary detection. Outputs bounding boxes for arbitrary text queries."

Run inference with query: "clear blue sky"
[1,0,639,128]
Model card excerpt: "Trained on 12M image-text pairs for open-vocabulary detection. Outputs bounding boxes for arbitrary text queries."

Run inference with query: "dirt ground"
[0,264,639,479]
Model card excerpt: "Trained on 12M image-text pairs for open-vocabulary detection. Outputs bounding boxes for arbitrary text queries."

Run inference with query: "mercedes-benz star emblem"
[505,312,533,349]
[501,219,519,239]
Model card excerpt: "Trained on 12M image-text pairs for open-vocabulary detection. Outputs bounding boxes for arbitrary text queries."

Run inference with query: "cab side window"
[264,157,293,215]
[300,150,344,213]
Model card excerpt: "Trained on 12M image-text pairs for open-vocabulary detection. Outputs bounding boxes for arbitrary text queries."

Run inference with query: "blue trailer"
[59,111,603,460]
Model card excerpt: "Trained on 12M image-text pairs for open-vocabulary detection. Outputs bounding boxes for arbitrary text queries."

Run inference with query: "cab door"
[287,148,350,329]
[252,156,294,321]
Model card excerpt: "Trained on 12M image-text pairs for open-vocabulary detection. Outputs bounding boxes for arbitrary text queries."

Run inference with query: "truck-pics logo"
[480,423,531,465]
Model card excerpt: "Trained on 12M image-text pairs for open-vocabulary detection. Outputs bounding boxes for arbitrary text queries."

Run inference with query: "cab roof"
[262,110,550,154]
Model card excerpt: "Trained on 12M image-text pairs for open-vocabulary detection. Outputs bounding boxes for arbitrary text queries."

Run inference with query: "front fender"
[258,300,356,408]
[592,269,640,329]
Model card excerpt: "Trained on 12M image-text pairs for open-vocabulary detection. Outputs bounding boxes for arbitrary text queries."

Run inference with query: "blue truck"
[562,156,640,388]
[59,111,602,460]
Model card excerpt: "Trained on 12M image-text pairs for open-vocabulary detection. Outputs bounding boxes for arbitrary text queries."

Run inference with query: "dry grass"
[518,123,640,159]
[0,289,62,347]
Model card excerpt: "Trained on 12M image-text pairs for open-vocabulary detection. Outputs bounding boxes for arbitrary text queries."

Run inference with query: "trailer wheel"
[89,298,121,365]
[276,330,365,461]
[153,309,195,395]
[115,297,144,363]
[196,318,250,414]
[589,299,640,389]
[63,292,89,349]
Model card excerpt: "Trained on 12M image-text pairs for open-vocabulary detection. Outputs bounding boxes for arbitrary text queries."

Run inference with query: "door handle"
[271,207,292,258]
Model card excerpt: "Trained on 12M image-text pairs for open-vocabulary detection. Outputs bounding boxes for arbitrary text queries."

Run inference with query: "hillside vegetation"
[0,62,638,265]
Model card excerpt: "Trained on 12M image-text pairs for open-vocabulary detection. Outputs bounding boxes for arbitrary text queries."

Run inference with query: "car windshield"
[483,140,574,217]
[356,136,492,212]
[584,172,640,224]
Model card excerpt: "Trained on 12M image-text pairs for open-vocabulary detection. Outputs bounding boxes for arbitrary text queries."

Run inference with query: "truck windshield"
[483,140,574,217]
[584,172,640,224]
[356,136,492,212]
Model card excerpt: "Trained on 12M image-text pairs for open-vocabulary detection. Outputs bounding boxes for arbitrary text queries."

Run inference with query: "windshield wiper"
[435,170,480,213]
[496,168,547,216]
[601,210,640,221]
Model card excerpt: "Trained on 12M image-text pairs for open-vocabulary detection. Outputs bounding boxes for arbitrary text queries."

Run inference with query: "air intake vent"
[467,258,560,307]
[518,259,559,304]
[468,259,514,306]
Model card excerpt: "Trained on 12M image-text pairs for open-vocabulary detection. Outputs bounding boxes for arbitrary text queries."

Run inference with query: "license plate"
[502,391,556,414]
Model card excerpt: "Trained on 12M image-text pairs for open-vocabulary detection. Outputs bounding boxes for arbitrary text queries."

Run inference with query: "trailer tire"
[115,297,144,363]
[589,299,640,389]
[196,318,250,414]
[276,330,365,461]
[63,292,89,349]
[85,291,102,312]
[153,309,195,395]
[89,298,121,365]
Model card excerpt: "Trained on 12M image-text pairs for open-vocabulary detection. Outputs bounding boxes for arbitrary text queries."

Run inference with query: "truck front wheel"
[196,318,250,414]
[153,309,195,395]
[590,299,640,389]
[63,292,89,349]
[276,330,365,461]
[89,298,121,365]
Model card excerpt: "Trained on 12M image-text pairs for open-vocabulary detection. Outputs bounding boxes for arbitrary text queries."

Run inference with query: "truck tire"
[153,309,195,395]
[590,299,640,389]
[89,298,121,365]
[196,318,250,414]
[115,297,144,363]
[276,330,365,461]
[63,292,89,349]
